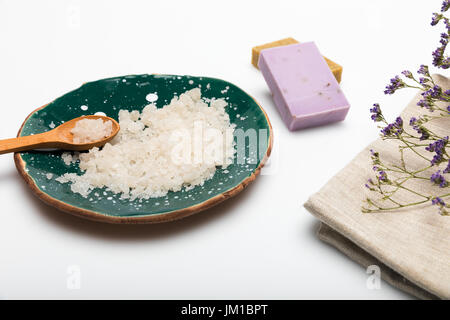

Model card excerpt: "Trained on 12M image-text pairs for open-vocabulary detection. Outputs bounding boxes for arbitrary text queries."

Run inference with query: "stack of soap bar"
[258,42,350,131]
[252,37,343,83]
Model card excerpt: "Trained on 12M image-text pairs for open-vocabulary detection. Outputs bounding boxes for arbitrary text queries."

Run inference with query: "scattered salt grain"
[145,93,158,103]
[61,152,79,165]
[221,86,230,94]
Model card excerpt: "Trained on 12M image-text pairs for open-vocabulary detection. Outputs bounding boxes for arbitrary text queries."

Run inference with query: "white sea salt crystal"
[80,105,88,111]
[49,121,55,129]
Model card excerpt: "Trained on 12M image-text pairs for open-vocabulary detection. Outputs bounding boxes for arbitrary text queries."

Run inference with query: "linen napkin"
[304,74,450,300]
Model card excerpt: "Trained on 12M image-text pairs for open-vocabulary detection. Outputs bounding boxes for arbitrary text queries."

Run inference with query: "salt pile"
[56,88,236,200]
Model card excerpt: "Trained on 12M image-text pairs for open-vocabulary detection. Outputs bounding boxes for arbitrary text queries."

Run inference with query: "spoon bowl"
[53,115,120,150]
[0,115,120,154]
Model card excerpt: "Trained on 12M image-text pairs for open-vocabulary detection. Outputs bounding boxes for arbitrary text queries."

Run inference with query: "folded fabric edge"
[304,198,443,299]
[316,222,439,300]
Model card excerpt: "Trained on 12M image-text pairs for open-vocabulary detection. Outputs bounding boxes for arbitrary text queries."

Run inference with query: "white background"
[0,0,443,299]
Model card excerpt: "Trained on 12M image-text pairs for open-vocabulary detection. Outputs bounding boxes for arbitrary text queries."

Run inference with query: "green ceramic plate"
[14,74,273,223]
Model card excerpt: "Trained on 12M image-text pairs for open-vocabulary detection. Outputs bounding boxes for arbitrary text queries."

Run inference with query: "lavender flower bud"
[431,170,448,188]
[442,0,450,12]
[426,137,449,165]
[384,76,405,95]
[444,160,450,173]
[432,197,445,206]
[401,70,413,78]
[370,103,383,122]
[432,13,443,26]
[417,65,429,75]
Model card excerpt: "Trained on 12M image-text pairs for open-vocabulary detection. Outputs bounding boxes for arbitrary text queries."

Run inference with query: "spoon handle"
[0,132,57,155]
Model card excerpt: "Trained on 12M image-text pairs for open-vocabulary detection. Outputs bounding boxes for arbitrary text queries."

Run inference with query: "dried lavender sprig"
[363,1,450,216]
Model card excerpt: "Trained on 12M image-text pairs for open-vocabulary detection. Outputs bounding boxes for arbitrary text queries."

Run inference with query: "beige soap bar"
[252,37,343,83]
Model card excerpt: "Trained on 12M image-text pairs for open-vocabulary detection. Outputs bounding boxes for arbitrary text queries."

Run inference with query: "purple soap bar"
[258,42,350,130]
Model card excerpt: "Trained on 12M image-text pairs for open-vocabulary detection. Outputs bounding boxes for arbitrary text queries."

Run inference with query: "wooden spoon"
[0,115,120,155]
